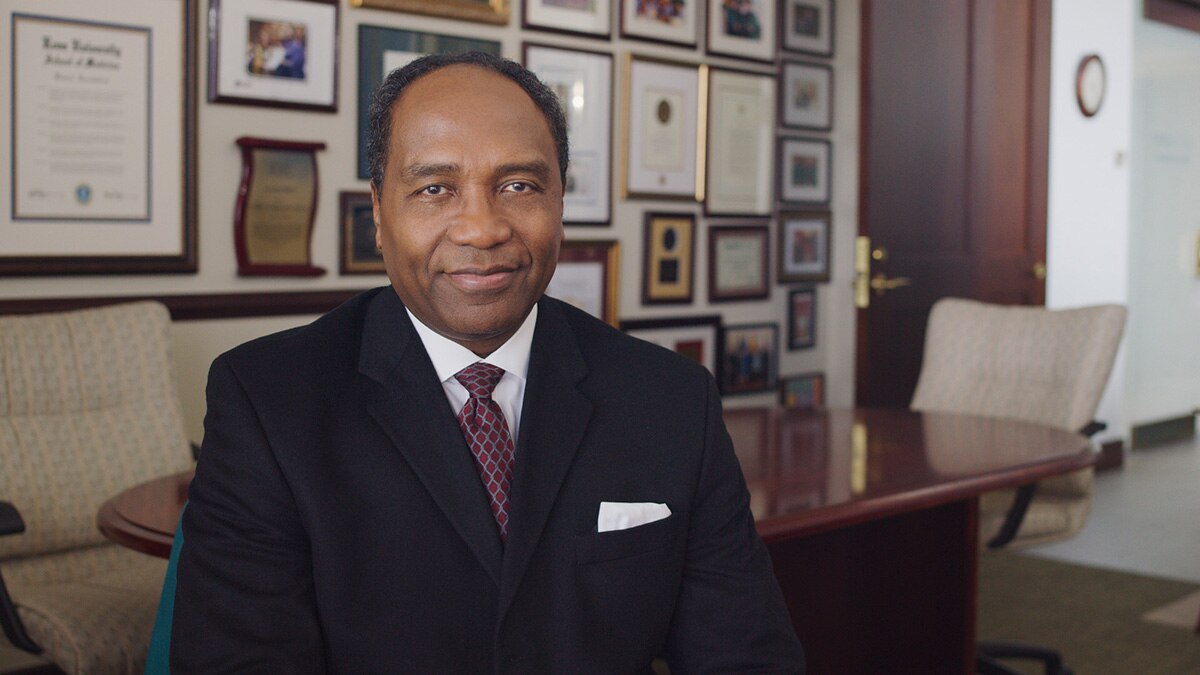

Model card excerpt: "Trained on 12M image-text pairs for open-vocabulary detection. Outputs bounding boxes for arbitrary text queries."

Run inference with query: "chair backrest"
[911,298,1127,432]
[0,302,194,561]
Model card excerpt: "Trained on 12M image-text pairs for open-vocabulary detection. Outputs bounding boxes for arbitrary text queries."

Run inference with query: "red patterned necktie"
[454,362,515,541]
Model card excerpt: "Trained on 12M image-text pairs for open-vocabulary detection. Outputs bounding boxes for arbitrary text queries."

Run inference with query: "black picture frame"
[787,287,817,350]
[720,322,778,395]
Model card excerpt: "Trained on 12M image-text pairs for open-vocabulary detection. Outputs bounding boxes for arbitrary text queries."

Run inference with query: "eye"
[419,184,447,196]
[503,181,536,194]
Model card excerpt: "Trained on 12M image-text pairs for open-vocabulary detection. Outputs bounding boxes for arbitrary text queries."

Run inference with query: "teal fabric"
[144,508,185,675]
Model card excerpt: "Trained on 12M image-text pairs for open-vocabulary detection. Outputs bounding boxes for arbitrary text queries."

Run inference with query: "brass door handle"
[870,273,911,296]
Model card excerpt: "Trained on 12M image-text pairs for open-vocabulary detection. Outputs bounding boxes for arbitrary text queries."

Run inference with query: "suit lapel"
[498,298,592,620]
[358,290,504,585]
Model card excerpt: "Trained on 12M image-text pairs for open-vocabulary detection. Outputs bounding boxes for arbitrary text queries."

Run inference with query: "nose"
[447,189,512,249]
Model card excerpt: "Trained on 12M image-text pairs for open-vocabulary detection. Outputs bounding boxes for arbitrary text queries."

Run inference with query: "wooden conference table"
[97,407,1093,674]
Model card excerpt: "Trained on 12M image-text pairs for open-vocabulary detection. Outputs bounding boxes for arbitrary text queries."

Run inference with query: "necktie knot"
[455,362,505,400]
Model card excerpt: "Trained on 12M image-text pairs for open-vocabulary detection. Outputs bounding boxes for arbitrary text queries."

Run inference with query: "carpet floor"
[978,552,1200,674]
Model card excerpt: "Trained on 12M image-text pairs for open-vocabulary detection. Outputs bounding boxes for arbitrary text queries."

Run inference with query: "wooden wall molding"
[1146,0,1200,34]
[0,289,369,321]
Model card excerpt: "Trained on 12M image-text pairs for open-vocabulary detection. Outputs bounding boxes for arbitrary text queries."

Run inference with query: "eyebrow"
[397,161,554,183]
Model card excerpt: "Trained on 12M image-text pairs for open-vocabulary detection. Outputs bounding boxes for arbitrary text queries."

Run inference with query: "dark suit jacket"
[172,288,803,673]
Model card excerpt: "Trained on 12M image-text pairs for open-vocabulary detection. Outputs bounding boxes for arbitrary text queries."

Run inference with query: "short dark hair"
[366,51,569,191]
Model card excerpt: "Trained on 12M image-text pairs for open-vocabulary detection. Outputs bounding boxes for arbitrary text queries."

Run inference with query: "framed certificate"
[708,224,769,302]
[705,67,775,217]
[547,240,620,326]
[2,1,197,275]
[523,43,613,225]
[523,0,612,38]
[622,55,703,200]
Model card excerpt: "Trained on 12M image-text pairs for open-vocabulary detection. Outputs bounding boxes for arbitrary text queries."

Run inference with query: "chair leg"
[978,640,1072,675]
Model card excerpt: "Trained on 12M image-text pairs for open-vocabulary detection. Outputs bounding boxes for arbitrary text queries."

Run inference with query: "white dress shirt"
[406,306,536,442]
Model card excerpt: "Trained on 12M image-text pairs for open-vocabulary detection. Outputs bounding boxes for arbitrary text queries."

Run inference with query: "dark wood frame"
[641,211,696,305]
[786,287,817,350]
[234,136,326,277]
[777,135,832,208]
[349,0,510,25]
[719,322,778,395]
[207,0,339,112]
[1146,0,1200,34]
[705,0,777,63]
[618,0,698,47]
[1,0,198,276]
[704,66,776,217]
[708,224,770,302]
[619,314,722,383]
[777,210,831,283]
[339,190,383,275]
[779,371,824,408]
[779,59,833,131]
[780,0,835,57]
[521,0,612,39]
[522,42,614,226]
[554,239,620,326]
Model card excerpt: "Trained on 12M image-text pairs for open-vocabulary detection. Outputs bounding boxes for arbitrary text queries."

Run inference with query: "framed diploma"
[720,322,778,395]
[339,190,384,275]
[777,135,831,206]
[619,0,698,47]
[522,0,612,38]
[356,25,501,180]
[777,210,830,283]
[350,0,511,25]
[705,67,775,217]
[208,0,339,112]
[622,55,703,201]
[620,315,722,381]
[708,224,769,302]
[1,1,197,275]
[546,240,620,326]
[234,137,326,277]
[706,0,777,63]
[642,212,696,305]
[523,43,613,225]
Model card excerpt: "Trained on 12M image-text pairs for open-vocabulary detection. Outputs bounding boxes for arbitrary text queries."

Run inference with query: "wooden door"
[856,0,1051,408]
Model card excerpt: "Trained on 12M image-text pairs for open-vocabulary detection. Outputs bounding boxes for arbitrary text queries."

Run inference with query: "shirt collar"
[406,304,537,384]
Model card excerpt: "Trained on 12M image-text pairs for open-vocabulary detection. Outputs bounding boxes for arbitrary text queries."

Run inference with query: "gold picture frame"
[349,0,510,25]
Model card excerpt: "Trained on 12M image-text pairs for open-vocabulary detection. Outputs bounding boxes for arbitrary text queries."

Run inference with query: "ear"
[370,184,383,251]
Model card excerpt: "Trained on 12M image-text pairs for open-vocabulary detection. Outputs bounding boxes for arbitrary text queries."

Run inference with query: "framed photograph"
[547,240,620,326]
[339,191,383,274]
[622,55,702,200]
[523,44,612,225]
[781,0,834,57]
[777,136,831,206]
[780,372,824,408]
[523,0,612,38]
[2,1,197,275]
[208,0,338,112]
[780,60,832,131]
[709,225,769,302]
[706,0,777,63]
[705,68,775,217]
[350,0,510,25]
[357,26,500,179]
[778,210,830,282]
[620,315,722,381]
[620,0,698,46]
[642,212,696,304]
[720,322,778,395]
[786,287,816,349]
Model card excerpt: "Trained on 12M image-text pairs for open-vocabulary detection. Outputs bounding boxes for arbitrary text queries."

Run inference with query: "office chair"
[0,302,196,675]
[911,297,1126,675]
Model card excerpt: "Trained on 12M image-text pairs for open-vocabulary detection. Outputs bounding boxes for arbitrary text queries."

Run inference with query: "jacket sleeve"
[170,355,326,673]
[663,376,806,674]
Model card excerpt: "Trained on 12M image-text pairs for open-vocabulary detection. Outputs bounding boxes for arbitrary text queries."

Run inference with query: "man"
[170,51,803,673]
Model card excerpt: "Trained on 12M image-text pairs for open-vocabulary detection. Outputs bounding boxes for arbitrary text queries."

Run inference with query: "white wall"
[1045,0,1135,439]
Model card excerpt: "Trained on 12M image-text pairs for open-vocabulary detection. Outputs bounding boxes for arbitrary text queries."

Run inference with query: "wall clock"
[1076,54,1106,118]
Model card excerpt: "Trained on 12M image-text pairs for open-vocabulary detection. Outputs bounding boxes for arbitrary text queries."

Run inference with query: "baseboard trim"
[1131,413,1197,450]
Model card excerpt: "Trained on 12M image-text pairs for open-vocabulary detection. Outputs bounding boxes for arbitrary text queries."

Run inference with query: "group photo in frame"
[780,372,824,409]
[642,211,696,304]
[778,136,831,207]
[620,314,722,381]
[781,0,834,57]
[705,67,775,217]
[350,0,511,25]
[523,43,613,225]
[720,322,778,395]
[778,210,830,283]
[523,0,612,38]
[780,60,832,131]
[338,190,384,275]
[2,0,197,275]
[708,224,769,302]
[622,55,702,200]
[546,240,620,326]
[208,0,339,112]
[706,0,777,62]
[356,25,501,179]
[787,287,817,350]
[619,0,698,47]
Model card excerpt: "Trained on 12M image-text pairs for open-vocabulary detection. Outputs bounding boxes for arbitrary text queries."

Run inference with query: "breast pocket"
[575,514,680,564]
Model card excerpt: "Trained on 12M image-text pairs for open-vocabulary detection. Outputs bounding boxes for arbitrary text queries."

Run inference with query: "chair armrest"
[1079,420,1106,438]
[0,502,25,537]
[986,483,1037,549]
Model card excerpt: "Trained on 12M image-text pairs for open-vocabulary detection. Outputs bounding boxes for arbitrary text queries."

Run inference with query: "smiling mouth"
[445,266,520,292]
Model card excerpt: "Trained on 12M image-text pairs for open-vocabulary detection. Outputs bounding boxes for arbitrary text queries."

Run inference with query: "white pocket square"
[597,501,671,533]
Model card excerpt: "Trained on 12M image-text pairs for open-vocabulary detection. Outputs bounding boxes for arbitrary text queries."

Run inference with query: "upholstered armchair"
[0,302,195,675]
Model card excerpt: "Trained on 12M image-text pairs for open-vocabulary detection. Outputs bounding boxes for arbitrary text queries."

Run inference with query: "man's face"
[372,65,564,356]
